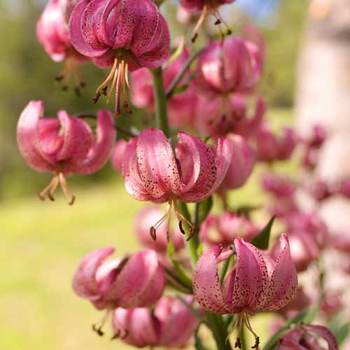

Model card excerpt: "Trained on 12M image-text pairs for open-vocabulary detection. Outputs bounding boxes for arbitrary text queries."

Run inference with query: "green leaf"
[328,316,350,345]
[167,241,193,291]
[263,308,319,350]
[251,216,275,250]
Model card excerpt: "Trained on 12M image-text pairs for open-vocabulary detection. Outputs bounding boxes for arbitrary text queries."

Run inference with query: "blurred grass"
[0,109,293,350]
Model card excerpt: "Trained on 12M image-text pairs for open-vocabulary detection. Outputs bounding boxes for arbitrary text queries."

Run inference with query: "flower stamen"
[92,310,111,337]
[191,5,209,43]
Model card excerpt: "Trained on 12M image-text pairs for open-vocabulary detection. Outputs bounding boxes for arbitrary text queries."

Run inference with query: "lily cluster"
[15,0,346,349]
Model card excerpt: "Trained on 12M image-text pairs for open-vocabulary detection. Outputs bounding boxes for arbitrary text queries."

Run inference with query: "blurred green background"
[0,1,303,349]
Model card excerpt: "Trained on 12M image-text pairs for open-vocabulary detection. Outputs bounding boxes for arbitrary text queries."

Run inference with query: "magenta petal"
[229,239,268,312]
[193,246,228,313]
[72,247,115,301]
[212,136,234,191]
[113,308,159,347]
[156,297,198,347]
[136,129,182,201]
[54,111,92,169]
[77,110,116,174]
[176,132,217,202]
[305,325,339,350]
[264,234,298,311]
[17,101,52,173]
[123,138,151,201]
[109,250,164,308]
[69,0,109,58]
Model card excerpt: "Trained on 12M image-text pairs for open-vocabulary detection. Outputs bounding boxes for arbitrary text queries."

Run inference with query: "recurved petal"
[212,136,234,191]
[176,132,217,202]
[16,100,52,173]
[72,247,115,300]
[229,239,269,312]
[157,297,198,347]
[77,110,116,174]
[113,308,159,347]
[109,250,165,308]
[305,325,338,350]
[55,111,93,169]
[69,0,109,57]
[123,138,152,201]
[264,234,298,311]
[193,246,228,313]
[136,128,181,201]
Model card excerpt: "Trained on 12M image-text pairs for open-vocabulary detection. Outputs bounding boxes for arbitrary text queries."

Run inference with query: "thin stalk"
[206,313,233,350]
[151,67,170,137]
[166,49,204,98]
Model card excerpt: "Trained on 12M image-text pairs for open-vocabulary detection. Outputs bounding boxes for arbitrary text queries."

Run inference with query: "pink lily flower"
[36,0,86,91]
[194,36,263,97]
[277,324,338,350]
[122,128,232,234]
[134,206,185,253]
[217,134,256,193]
[16,100,115,204]
[278,287,311,319]
[256,125,297,163]
[180,0,234,42]
[131,49,198,129]
[112,296,199,348]
[193,234,297,347]
[69,0,170,115]
[200,212,259,246]
[261,173,297,198]
[194,94,265,138]
[121,128,232,204]
[73,247,165,335]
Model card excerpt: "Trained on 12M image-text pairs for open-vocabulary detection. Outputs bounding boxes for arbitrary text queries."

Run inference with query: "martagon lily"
[69,0,170,115]
[17,100,115,204]
[121,128,233,237]
[193,234,297,348]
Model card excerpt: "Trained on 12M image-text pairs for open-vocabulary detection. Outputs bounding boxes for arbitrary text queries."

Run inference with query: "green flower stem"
[206,313,233,350]
[152,67,170,137]
[151,64,231,350]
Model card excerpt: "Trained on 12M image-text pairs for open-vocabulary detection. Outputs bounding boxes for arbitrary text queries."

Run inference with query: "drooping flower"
[277,324,338,350]
[112,296,199,348]
[134,206,185,253]
[256,125,297,163]
[195,95,265,138]
[194,36,263,97]
[193,234,297,347]
[179,0,234,42]
[200,212,259,246]
[261,173,297,198]
[16,101,115,204]
[72,247,165,335]
[69,0,170,115]
[122,128,232,234]
[131,49,198,129]
[122,128,232,204]
[217,134,256,193]
[36,0,86,92]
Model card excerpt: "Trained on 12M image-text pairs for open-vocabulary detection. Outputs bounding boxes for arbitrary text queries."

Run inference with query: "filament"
[191,5,208,43]
[92,310,111,337]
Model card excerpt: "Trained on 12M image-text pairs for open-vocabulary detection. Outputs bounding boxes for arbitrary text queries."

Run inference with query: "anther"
[235,337,242,349]
[179,221,186,235]
[214,18,221,25]
[92,324,104,337]
[55,74,64,82]
[150,226,157,241]
[62,85,68,91]
[111,331,120,340]
[251,337,260,349]
[93,93,101,104]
